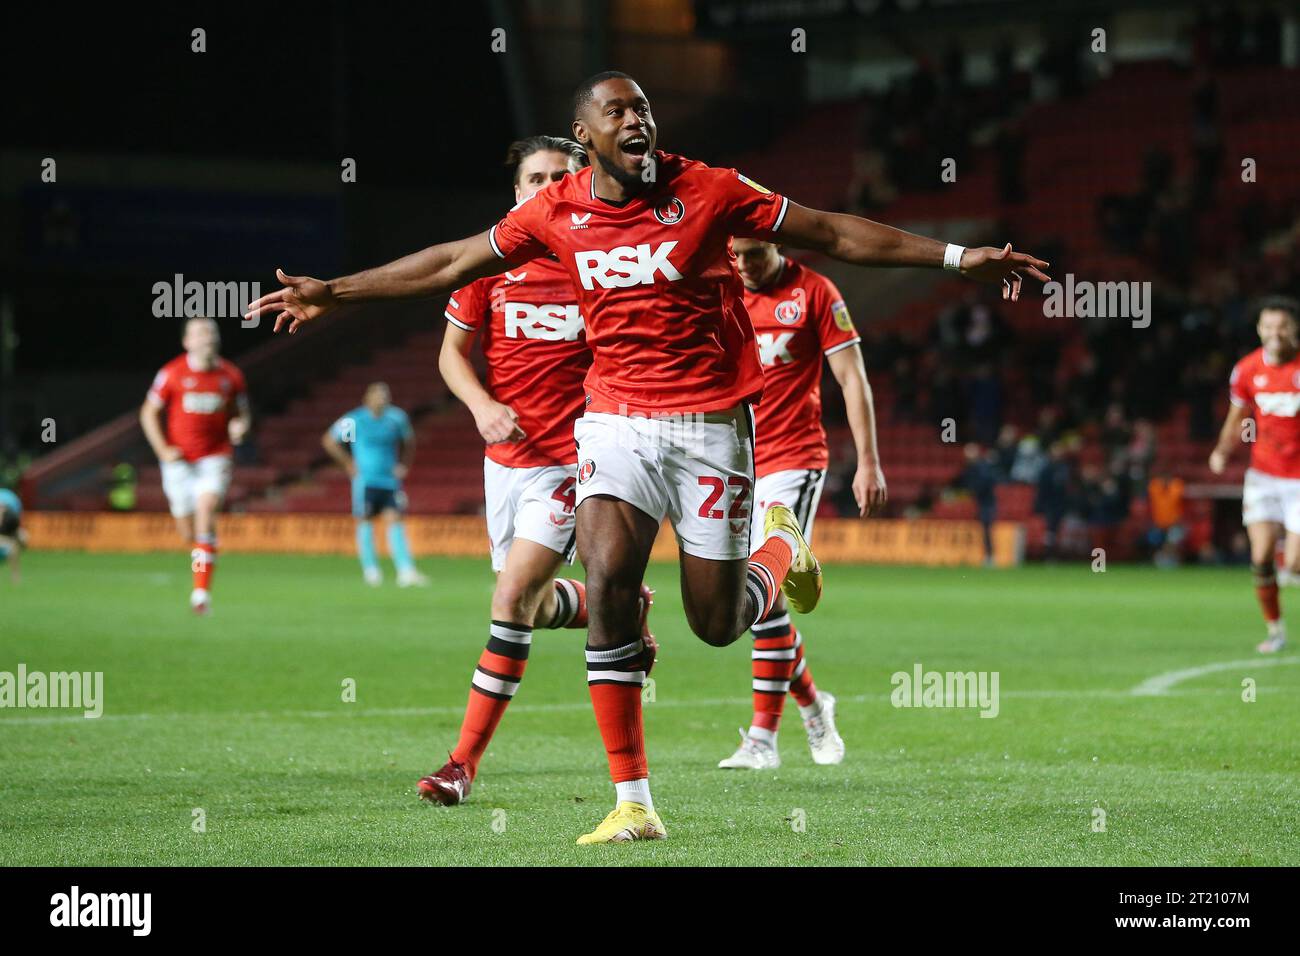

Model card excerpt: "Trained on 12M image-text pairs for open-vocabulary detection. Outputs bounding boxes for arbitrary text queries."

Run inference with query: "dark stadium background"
[4,0,1298,564]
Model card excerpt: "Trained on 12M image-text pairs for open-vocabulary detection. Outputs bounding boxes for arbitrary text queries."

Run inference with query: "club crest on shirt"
[774,298,803,325]
[737,173,771,195]
[578,459,596,483]
[1255,374,1270,388]
[653,197,685,225]
[831,299,854,332]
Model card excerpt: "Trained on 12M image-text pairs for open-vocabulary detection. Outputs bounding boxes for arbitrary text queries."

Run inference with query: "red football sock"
[191,538,217,591]
[1253,562,1281,623]
[750,610,795,733]
[745,535,795,626]
[586,638,649,783]
[788,629,819,708]
[549,578,588,629]
[451,621,531,778]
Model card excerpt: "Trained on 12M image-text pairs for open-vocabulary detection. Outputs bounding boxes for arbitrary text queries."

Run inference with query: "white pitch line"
[0,685,1288,726]
[1131,656,1299,697]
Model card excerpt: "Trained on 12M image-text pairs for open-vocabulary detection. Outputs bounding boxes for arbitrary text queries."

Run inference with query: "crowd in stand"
[820,14,1300,562]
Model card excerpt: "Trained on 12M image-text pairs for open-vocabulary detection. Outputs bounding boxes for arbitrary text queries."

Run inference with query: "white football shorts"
[160,454,233,519]
[749,467,827,556]
[1242,467,1300,533]
[573,404,756,561]
[483,458,578,572]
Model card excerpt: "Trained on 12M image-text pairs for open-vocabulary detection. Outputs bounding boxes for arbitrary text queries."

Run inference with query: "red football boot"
[417,757,471,806]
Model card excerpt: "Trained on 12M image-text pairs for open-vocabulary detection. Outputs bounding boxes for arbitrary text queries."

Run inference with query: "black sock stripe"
[551,584,571,629]
[486,636,531,660]
[475,664,523,684]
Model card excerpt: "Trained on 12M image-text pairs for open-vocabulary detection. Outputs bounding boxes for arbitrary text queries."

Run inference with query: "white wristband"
[943,243,965,271]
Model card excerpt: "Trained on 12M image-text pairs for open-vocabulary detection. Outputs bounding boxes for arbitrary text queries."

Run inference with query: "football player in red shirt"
[1210,295,1300,653]
[717,238,886,771]
[420,135,654,807]
[140,316,251,616]
[247,72,1049,843]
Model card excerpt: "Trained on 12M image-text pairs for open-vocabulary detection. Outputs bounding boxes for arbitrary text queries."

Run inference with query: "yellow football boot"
[764,504,822,614]
[575,801,668,844]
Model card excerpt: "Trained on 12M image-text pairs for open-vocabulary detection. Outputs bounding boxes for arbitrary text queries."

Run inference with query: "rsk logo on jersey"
[503,303,584,341]
[181,392,227,414]
[1255,392,1300,417]
[652,197,685,225]
[756,331,796,367]
[574,242,684,290]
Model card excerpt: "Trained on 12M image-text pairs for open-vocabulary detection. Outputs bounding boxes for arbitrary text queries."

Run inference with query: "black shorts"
[353,485,406,519]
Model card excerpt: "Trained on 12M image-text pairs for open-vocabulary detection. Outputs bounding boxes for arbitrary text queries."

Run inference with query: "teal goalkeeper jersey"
[331,406,413,490]
[0,488,20,516]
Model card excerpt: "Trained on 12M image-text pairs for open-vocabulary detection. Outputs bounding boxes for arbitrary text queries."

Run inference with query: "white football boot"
[363,567,383,587]
[803,691,845,765]
[1259,620,1287,654]
[190,588,211,616]
[718,729,781,770]
[397,568,430,588]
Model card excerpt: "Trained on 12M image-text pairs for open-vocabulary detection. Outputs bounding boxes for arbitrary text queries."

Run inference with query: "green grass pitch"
[1,551,1297,866]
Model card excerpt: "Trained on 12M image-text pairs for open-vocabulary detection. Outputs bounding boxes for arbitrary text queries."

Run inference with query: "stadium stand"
[23,56,1300,566]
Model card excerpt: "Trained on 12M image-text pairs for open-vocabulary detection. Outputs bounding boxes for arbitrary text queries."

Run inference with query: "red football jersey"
[146,355,246,462]
[489,151,788,415]
[1229,348,1300,479]
[446,255,591,468]
[744,257,860,476]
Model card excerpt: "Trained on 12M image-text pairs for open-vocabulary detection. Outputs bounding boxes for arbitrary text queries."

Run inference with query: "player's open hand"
[1208,449,1228,475]
[228,418,249,445]
[854,462,888,517]
[158,445,183,463]
[245,268,339,333]
[475,401,526,444]
[960,244,1051,301]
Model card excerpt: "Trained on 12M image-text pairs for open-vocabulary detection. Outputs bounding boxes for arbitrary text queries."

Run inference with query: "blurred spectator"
[1147,471,1187,567]
[1083,464,1128,556]
[966,363,1003,445]
[1035,442,1072,559]
[993,424,1020,478]
[107,462,137,511]
[953,443,999,564]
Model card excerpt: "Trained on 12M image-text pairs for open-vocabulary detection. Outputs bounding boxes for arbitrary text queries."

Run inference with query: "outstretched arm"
[245,231,506,333]
[777,202,1051,301]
